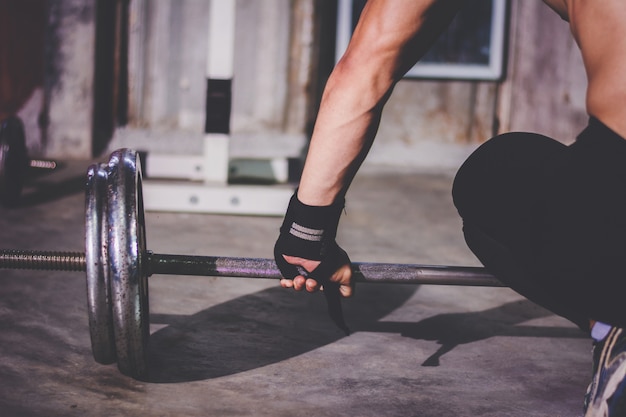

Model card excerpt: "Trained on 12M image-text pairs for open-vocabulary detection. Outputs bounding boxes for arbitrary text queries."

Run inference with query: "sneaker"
[584,326,626,416]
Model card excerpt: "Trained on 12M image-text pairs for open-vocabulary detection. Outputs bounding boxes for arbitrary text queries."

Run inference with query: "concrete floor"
[0,159,591,417]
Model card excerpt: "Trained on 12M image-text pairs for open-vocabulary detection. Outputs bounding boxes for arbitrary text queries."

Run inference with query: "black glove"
[274,192,351,335]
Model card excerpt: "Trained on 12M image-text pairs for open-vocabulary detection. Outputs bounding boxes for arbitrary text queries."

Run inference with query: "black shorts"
[453,118,626,330]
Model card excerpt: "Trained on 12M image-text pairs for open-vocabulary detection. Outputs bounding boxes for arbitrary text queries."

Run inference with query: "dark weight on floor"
[0,148,502,379]
[0,116,57,206]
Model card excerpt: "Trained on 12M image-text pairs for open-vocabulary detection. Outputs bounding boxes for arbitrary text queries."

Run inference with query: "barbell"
[0,148,502,379]
[0,116,58,206]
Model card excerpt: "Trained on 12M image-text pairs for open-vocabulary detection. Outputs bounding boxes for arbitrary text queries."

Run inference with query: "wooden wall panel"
[497,0,588,143]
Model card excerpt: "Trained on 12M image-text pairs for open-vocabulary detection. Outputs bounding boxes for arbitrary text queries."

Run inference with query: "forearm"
[297,61,390,206]
[297,0,461,206]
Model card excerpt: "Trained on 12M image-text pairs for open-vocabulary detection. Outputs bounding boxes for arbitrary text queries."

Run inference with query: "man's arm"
[298,0,461,206]
[277,0,462,295]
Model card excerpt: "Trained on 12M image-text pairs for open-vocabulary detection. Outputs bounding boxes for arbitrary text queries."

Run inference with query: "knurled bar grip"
[148,253,503,286]
[0,249,503,287]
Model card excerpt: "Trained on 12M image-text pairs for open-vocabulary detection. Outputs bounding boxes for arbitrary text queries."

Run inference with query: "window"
[335,0,508,81]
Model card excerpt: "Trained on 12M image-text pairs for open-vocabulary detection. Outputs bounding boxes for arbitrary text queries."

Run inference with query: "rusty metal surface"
[106,149,149,378]
[85,163,115,365]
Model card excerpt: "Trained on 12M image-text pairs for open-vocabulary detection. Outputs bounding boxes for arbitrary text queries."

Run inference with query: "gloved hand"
[274,191,353,334]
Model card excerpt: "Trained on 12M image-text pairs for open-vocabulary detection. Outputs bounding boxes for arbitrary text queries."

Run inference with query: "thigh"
[453,131,566,261]
[455,123,626,328]
[452,132,591,327]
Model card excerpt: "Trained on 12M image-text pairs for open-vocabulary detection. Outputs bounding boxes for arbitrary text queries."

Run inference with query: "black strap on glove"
[274,192,351,335]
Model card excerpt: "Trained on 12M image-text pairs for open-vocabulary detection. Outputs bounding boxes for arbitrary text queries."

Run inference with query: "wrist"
[296,185,343,207]
[277,191,345,260]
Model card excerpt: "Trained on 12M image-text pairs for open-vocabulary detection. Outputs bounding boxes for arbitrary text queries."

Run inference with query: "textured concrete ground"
[0,159,590,417]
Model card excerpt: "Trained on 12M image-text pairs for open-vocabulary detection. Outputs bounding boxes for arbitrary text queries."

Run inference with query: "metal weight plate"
[107,149,150,378]
[0,117,28,206]
[85,163,116,364]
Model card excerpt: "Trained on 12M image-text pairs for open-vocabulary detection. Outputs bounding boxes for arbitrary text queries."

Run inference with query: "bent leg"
[538,119,626,328]
[453,131,588,329]
[455,121,626,330]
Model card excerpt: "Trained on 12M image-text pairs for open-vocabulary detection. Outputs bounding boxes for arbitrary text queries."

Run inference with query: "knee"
[452,131,566,222]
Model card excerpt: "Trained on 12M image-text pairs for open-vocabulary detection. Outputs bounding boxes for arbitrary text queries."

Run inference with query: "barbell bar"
[0,250,500,284]
[0,148,503,379]
[0,116,58,206]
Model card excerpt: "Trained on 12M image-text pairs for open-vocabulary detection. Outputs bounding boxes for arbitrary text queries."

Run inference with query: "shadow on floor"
[144,285,586,383]
[17,176,85,207]
[145,284,417,383]
[358,299,587,367]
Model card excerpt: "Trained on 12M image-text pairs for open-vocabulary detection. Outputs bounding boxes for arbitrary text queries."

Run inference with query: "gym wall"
[8,0,587,168]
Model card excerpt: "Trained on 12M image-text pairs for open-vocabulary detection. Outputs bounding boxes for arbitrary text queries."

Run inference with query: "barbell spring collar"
[0,249,86,271]
[29,159,58,170]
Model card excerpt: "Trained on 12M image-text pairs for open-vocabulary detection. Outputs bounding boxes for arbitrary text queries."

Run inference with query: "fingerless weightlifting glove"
[274,192,351,335]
